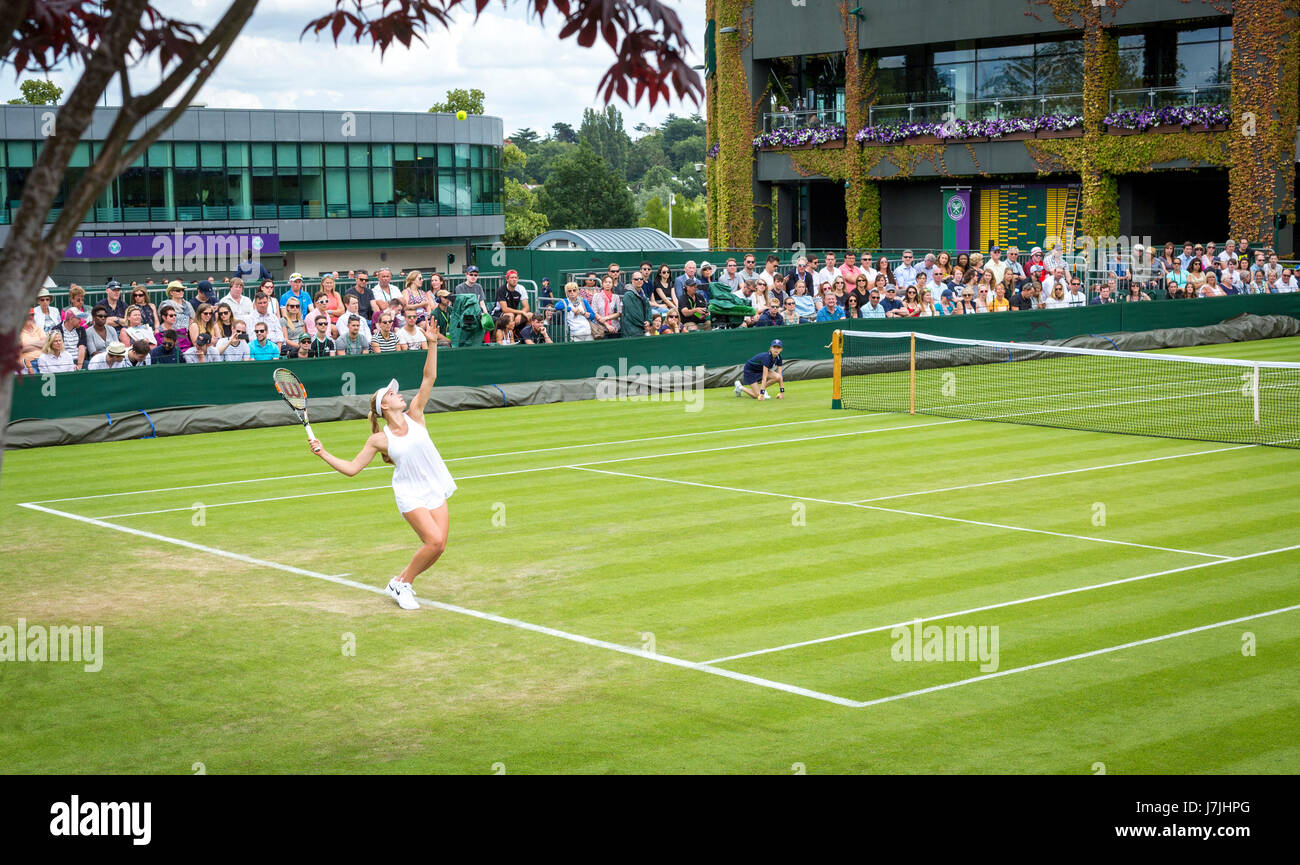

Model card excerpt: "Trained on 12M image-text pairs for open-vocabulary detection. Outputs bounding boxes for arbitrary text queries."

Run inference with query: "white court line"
[16,501,861,709]
[26,412,892,505]
[850,604,1300,709]
[701,542,1300,664]
[85,417,970,519]
[849,443,1256,503]
[572,466,1230,560]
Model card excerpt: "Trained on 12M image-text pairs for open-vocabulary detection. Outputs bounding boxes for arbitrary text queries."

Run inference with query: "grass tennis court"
[2,337,1298,774]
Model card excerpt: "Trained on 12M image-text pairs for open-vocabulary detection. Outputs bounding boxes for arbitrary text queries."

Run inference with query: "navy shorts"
[742,368,764,385]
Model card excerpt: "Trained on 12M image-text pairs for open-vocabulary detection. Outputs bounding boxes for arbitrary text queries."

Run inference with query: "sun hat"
[106,341,127,357]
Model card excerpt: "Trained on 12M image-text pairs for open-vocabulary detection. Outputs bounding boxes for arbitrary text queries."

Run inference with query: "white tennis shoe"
[385,578,420,610]
[734,379,743,396]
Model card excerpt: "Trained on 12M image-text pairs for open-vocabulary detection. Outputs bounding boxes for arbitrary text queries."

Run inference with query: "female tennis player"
[309,320,455,610]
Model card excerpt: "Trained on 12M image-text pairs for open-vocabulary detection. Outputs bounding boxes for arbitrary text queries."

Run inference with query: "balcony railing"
[762,107,847,133]
[867,93,1084,127]
[1108,84,1230,111]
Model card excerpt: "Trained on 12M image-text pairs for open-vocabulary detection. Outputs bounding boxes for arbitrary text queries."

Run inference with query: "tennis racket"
[272,367,320,452]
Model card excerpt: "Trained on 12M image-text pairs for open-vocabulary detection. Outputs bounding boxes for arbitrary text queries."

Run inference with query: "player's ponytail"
[369,394,394,465]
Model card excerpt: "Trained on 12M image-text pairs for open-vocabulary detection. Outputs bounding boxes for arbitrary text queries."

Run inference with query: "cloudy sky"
[2,0,706,137]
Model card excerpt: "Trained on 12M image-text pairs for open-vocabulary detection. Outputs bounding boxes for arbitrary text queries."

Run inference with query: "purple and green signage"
[64,231,279,260]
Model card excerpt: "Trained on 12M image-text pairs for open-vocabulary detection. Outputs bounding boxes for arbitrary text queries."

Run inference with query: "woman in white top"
[39,331,76,373]
[311,320,454,611]
[121,305,158,346]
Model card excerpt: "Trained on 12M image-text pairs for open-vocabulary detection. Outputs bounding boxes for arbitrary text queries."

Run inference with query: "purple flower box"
[1036,127,1083,139]
[1102,104,1229,134]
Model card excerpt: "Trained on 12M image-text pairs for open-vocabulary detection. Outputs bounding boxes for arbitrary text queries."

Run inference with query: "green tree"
[523,138,574,185]
[550,122,577,143]
[504,177,549,246]
[537,141,635,230]
[503,141,528,183]
[638,193,705,237]
[579,105,630,177]
[669,134,705,175]
[7,78,62,105]
[428,87,485,115]
[660,113,705,149]
[627,133,670,185]
[510,127,540,154]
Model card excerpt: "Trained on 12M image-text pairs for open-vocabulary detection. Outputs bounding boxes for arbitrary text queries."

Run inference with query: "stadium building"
[704,0,1299,255]
[0,105,505,284]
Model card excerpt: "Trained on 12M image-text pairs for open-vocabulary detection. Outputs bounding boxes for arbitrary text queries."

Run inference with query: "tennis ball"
[456,110,467,121]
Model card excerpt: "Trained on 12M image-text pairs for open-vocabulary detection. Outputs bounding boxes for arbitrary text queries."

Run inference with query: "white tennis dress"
[385,413,458,513]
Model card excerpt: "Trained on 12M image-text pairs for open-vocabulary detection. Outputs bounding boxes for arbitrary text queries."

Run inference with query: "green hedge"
[12,294,1300,422]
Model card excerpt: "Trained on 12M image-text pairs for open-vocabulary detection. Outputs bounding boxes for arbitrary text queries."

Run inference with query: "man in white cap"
[280,272,314,314]
[87,340,129,370]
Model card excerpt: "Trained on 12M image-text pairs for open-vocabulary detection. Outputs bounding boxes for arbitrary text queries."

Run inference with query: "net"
[833,330,1300,448]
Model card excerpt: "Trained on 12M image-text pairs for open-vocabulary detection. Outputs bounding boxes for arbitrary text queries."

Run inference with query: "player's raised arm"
[409,320,440,418]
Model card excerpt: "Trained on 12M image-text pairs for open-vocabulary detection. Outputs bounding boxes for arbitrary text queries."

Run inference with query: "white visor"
[372,379,400,414]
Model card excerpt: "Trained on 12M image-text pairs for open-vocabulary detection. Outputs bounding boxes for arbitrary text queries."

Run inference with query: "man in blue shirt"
[816,292,845,321]
[280,272,315,314]
[861,288,888,318]
[879,285,904,313]
[734,339,785,400]
[893,249,921,289]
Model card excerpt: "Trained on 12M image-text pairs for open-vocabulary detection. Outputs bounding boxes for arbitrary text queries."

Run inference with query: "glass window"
[977,42,1033,61]
[276,143,298,167]
[147,142,171,166]
[454,144,470,168]
[6,142,33,168]
[934,47,975,64]
[470,146,483,169]
[978,58,1033,99]
[173,142,197,168]
[371,143,393,168]
[348,167,370,216]
[1178,27,1219,44]
[325,143,346,167]
[251,143,273,167]
[226,142,248,167]
[226,162,250,218]
[348,144,369,167]
[437,169,455,216]
[1118,34,1144,49]
[201,142,224,168]
[300,143,322,167]
[325,167,348,217]
[932,62,975,102]
[69,142,91,168]
[1177,41,1219,87]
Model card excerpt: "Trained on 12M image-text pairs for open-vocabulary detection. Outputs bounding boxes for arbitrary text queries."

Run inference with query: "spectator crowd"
[19,238,1297,373]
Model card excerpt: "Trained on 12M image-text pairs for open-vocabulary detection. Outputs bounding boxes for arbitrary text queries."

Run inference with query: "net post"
[831,329,843,410]
[1252,363,1260,426]
[909,332,916,415]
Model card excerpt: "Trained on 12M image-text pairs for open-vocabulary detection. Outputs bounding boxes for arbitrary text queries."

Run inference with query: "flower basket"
[904,134,942,144]
[1106,125,1141,136]
[1036,127,1082,139]
[946,136,988,144]
[998,131,1036,141]
[1187,122,1228,133]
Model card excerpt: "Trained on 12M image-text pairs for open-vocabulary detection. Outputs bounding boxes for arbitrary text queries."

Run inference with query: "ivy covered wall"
[712,0,1300,249]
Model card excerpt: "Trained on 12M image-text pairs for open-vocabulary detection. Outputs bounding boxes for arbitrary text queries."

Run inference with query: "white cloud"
[0,1,706,136]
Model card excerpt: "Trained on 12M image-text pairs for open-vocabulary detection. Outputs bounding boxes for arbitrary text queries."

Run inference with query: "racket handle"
[304,422,320,452]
